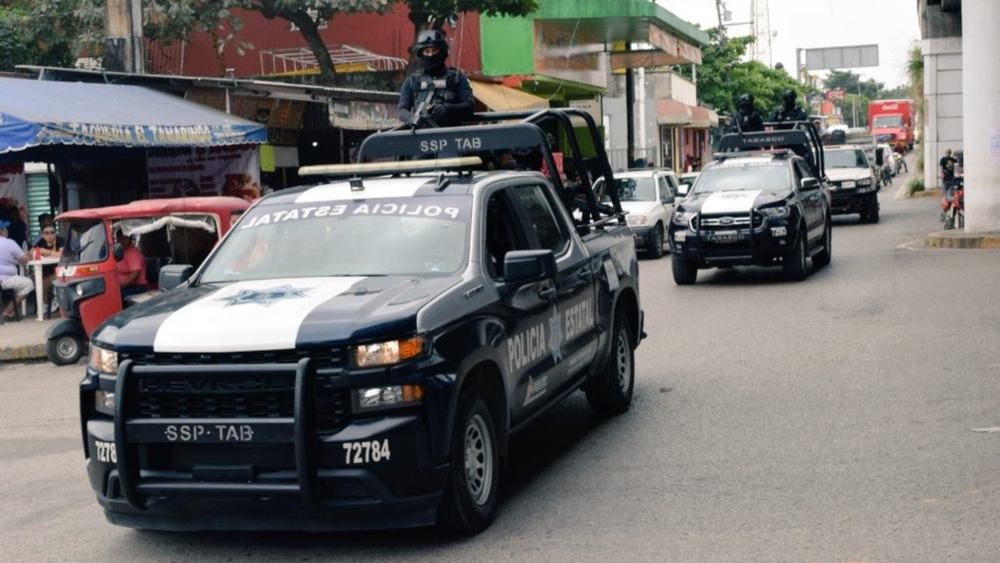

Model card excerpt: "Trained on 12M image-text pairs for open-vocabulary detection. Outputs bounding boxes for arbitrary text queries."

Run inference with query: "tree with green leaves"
[1,1,102,72]
[678,29,808,118]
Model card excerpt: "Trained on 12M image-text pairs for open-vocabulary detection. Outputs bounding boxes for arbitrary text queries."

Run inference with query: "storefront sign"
[0,162,26,205]
[534,22,607,89]
[147,145,260,200]
[329,100,402,131]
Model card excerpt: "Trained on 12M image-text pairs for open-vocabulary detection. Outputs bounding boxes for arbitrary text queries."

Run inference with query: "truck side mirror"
[503,250,557,285]
[158,264,195,291]
[801,177,821,191]
[677,184,690,197]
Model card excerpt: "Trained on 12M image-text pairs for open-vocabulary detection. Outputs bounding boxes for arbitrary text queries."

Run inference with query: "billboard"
[804,45,879,71]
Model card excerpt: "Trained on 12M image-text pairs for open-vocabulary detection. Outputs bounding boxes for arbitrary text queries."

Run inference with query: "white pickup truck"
[593,169,681,258]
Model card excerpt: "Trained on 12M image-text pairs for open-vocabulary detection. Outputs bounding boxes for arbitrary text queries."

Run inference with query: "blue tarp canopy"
[0,77,267,156]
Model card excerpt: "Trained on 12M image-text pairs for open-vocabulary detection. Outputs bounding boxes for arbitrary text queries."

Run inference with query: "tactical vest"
[412,68,462,108]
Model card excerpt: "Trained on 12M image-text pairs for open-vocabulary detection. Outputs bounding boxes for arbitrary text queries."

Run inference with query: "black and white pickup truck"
[668,124,833,284]
[79,110,643,533]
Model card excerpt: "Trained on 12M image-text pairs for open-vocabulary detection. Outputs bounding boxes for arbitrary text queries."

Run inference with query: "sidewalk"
[0,317,59,362]
[899,186,1000,249]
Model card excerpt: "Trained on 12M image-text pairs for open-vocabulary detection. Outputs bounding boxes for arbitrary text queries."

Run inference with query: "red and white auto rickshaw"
[47,197,250,365]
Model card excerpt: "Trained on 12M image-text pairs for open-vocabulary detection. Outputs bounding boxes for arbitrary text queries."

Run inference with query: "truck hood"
[680,188,790,215]
[825,168,871,182]
[96,276,459,352]
[620,200,661,217]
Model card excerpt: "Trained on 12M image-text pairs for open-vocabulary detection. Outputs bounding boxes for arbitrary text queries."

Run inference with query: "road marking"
[971,426,1000,433]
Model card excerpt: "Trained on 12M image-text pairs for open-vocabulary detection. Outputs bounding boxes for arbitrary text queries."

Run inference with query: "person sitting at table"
[32,222,62,316]
[115,230,148,301]
[0,219,34,321]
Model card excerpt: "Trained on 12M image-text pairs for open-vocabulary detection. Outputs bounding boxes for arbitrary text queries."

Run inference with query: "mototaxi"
[47,197,250,365]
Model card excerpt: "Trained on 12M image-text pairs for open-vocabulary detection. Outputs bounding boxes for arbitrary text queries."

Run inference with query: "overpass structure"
[919,0,999,233]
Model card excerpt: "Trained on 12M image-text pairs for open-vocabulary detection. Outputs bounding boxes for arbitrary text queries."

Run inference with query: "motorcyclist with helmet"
[398,29,474,128]
[769,88,809,129]
[727,93,765,133]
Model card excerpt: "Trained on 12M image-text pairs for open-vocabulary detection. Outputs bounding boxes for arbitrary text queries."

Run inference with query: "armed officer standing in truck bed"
[769,89,809,129]
[398,30,474,128]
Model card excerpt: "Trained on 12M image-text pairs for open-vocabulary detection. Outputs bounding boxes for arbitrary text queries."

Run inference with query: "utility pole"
[104,0,144,73]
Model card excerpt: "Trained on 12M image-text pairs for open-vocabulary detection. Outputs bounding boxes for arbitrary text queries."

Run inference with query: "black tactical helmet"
[782,88,797,107]
[738,93,754,111]
[413,29,449,57]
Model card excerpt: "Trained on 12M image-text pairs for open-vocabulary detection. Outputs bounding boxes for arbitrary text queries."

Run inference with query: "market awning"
[471,81,549,111]
[0,76,267,156]
[656,99,692,125]
[688,105,720,129]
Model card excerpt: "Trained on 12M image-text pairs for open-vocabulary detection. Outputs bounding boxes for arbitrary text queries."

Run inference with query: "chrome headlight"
[351,335,426,368]
[88,345,119,375]
[95,389,116,415]
[626,214,648,226]
[672,211,697,226]
[858,178,872,186]
[761,206,790,218]
[352,385,424,413]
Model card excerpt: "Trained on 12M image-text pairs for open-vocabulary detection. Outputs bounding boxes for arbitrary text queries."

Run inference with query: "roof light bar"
[299,156,483,177]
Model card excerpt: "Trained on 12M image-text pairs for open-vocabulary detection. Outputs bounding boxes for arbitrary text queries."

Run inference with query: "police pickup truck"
[79,110,643,534]
[668,124,833,284]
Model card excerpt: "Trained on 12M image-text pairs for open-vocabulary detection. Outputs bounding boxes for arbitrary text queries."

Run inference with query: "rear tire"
[47,333,85,366]
[671,256,698,285]
[868,202,880,224]
[585,309,635,415]
[649,224,664,259]
[437,389,499,534]
[783,228,808,282]
[812,219,832,267]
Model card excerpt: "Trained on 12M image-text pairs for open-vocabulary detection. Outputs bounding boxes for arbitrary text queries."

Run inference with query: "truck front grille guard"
[114,358,321,511]
[695,210,761,256]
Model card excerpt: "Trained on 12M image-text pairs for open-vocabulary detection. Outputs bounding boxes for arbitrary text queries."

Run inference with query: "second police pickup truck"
[79,110,643,534]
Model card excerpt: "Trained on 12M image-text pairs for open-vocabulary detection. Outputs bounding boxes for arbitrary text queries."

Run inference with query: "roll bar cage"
[718,121,826,180]
[357,109,625,228]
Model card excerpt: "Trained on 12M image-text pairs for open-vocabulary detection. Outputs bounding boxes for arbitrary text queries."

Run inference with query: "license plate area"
[126,419,294,444]
[707,229,745,244]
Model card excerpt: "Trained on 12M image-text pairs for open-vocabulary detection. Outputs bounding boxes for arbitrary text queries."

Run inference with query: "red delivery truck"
[868,99,914,151]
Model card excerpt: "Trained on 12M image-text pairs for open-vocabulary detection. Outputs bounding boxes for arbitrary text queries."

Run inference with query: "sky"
[656,0,921,89]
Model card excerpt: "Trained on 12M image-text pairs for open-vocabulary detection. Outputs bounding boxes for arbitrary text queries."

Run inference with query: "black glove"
[430,104,449,121]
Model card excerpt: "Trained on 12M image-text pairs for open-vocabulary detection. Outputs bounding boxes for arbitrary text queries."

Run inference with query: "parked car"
[592,169,680,259]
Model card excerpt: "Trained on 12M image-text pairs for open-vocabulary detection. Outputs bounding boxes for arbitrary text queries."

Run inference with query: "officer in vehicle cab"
[397,29,474,129]
[770,88,809,128]
[727,93,764,133]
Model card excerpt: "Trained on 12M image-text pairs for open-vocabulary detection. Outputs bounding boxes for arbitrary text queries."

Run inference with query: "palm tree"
[906,42,924,171]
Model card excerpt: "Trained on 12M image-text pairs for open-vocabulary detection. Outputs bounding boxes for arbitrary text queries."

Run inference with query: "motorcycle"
[46,197,249,365]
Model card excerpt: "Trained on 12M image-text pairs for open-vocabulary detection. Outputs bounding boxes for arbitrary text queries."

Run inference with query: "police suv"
[79,111,643,533]
[668,125,833,284]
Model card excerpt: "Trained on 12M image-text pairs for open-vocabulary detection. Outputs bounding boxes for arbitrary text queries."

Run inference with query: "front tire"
[671,255,698,285]
[812,218,832,267]
[47,333,85,366]
[649,224,664,259]
[586,309,635,415]
[868,202,880,224]
[783,228,808,281]
[437,390,500,534]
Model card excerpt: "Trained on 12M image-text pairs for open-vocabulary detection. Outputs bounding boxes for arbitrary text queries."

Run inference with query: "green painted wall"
[480,0,709,77]
[481,17,536,76]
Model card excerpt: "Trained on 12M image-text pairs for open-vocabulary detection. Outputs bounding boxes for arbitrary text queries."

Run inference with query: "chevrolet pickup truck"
[79,110,643,534]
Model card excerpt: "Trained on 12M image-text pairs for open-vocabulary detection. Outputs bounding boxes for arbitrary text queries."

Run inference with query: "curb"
[925,230,1000,249]
[0,344,47,362]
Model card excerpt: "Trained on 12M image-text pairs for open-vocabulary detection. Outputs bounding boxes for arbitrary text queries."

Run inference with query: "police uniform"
[398,30,473,128]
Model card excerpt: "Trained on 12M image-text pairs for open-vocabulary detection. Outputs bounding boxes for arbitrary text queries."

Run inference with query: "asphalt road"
[2,171,998,563]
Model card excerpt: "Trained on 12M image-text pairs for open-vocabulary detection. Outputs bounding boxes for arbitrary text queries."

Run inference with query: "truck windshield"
[826,150,868,168]
[595,177,656,202]
[199,196,472,282]
[693,163,791,193]
[59,220,108,266]
[872,115,903,128]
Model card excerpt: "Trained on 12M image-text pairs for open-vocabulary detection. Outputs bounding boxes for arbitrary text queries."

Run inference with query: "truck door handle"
[577,267,592,280]
[538,284,557,301]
